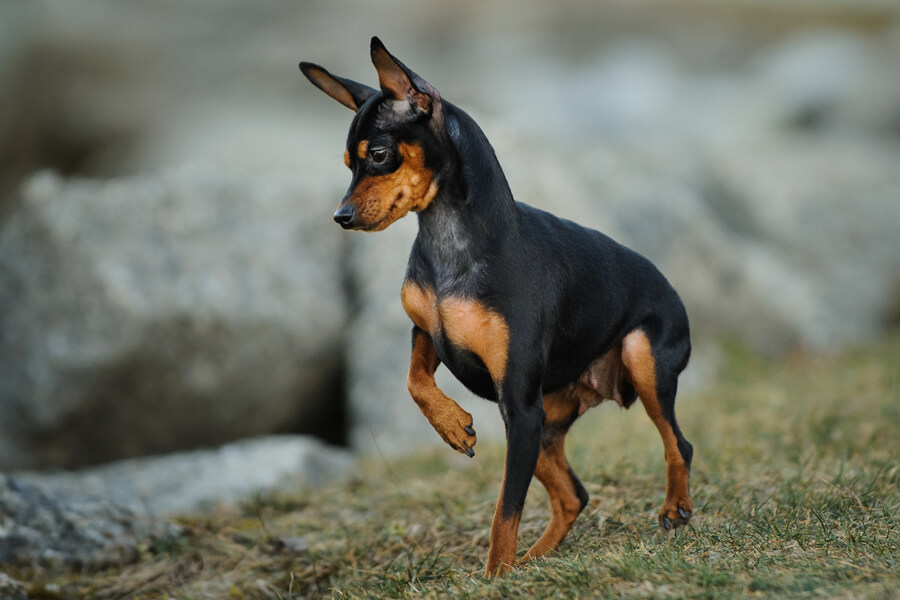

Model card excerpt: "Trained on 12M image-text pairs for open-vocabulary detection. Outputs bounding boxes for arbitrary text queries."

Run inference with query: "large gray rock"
[496,130,900,352]
[1,435,349,568]
[693,135,900,349]
[752,29,900,134]
[0,573,27,600]
[0,475,177,568]
[0,167,347,470]
[15,435,352,517]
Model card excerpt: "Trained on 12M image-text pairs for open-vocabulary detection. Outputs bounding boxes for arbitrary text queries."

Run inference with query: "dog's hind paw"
[658,499,693,530]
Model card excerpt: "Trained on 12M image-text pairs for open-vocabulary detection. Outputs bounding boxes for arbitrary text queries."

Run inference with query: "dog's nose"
[333,204,355,228]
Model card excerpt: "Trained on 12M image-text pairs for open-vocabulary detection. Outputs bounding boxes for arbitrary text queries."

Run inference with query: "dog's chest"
[401,281,509,388]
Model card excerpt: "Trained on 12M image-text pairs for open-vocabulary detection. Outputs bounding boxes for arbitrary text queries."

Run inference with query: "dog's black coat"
[300,37,694,575]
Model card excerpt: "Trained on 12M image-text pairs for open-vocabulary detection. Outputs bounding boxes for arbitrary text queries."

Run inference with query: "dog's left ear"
[370,37,442,120]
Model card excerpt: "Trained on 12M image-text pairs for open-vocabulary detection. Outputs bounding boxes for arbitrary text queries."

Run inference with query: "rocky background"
[1,0,899,571]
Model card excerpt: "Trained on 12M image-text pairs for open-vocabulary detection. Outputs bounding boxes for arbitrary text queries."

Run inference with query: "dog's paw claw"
[432,410,477,458]
[659,501,693,530]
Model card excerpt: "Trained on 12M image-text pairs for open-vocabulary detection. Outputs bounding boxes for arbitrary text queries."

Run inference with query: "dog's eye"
[371,148,388,164]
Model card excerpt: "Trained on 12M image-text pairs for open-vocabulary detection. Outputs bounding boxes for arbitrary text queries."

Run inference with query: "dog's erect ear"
[299,62,378,111]
[370,37,441,118]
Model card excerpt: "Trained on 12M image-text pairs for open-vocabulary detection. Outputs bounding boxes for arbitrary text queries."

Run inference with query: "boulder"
[2,435,349,568]
[0,475,177,569]
[15,435,352,517]
[753,28,900,134]
[0,573,27,600]
[694,135,900,349]
[496,130,900,352]
[0,167,347,470]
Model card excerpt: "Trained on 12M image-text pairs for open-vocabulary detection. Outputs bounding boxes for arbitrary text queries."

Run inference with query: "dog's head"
[300,38,447,231]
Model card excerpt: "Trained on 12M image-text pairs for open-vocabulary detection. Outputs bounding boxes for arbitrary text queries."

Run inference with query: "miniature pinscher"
[300,37,694,576]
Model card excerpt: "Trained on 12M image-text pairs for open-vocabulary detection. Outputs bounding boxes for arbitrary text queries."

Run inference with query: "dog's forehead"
[348,94,416,145]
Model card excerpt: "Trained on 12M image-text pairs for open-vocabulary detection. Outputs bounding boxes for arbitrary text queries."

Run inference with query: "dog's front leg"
[485,374,544,576]
[407,326,477,456]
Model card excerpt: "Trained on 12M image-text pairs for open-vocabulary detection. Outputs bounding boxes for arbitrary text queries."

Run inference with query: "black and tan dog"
[300,38,694,576]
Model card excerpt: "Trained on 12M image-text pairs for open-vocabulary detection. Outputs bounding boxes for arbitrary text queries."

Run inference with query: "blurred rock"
[754,29,900,134]
[756,30,870,130]
[0,573,27,600]
[3,1,897,204]
[0,167,347,470]
[495,130,900,353]
[696,135,900,349]
[0,0,386,214]
[0,2,161,215]
[15,435,352,517]
[0,475,177,568]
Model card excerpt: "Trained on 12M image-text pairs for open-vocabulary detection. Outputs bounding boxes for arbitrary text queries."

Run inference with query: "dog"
[300,37,694,576]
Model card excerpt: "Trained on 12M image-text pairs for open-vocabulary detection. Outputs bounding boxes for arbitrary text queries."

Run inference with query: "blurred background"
[0,0,898,492]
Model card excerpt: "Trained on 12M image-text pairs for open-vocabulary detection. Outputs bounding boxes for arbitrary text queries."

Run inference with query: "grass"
[14,334,900,599]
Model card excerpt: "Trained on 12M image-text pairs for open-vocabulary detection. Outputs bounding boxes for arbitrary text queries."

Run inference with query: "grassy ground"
[18,334,900,599]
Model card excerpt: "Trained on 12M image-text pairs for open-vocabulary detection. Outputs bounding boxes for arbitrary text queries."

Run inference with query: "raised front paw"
[658,497,693,530]
[428,405,477,457]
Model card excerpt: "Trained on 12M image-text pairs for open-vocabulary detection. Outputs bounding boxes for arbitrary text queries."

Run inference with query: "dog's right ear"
[370,37,439,118]
[299,62,377,111]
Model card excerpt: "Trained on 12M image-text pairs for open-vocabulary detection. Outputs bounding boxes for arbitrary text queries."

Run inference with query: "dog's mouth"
[354,220,385,232]
[342,214,391,233]
[346,193,406,232]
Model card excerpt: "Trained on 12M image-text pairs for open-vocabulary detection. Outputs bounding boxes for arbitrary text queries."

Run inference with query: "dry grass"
[16,334,900,599]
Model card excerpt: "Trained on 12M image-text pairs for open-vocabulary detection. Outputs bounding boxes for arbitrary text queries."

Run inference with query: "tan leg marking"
[407,330,476,456]
[403,283,512,569]
[621,330,692,526]
[486,457,521,577]
[542,389,579,423]
[402,282,475,455]
[521,392,584,563]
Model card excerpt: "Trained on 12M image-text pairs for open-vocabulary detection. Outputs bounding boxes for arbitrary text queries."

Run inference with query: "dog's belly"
[547,343,637,413]
[436,333,635,412]
[401,280,636,409]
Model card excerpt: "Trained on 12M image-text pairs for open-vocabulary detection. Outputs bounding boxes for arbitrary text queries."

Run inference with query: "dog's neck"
[415,104,519,294]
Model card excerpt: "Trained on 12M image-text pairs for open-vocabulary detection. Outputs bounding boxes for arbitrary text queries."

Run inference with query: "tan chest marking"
[401,281,439,334]
[438,297,509,383]
[401,282,510,383]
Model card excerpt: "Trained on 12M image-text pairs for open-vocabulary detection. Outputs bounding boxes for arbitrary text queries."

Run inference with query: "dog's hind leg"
[622,329,693,529]
[520,391,589,563]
